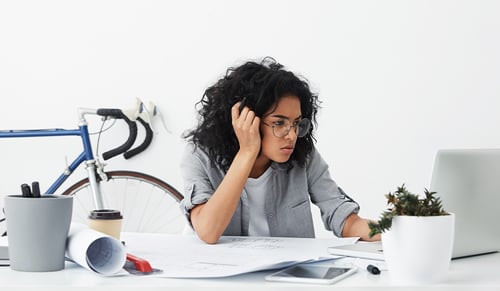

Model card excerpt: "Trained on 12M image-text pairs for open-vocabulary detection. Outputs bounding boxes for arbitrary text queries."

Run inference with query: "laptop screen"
[429,149,500,258]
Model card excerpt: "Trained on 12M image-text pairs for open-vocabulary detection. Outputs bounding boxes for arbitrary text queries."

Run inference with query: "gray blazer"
[179,143,359,238]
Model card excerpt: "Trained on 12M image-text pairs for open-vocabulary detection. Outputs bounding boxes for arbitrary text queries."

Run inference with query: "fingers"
[232,101,255,123]
[231,102,261,151]
[232,102,259,127]
[231,102,242,120]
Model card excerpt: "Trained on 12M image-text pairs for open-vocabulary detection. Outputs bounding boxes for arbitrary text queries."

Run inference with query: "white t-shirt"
[245,167,272,236]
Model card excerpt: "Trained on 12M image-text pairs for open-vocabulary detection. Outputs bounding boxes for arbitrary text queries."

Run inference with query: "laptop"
[327,241,384,260]
[328,149,500,260]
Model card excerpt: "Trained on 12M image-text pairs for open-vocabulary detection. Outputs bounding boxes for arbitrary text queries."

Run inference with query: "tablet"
[265,263,357,284]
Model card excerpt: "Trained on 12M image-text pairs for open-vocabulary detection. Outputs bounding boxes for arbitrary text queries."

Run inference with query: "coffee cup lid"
[89,209,123,219]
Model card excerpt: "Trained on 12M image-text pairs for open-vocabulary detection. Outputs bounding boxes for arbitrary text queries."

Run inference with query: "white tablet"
[265,263,357,284]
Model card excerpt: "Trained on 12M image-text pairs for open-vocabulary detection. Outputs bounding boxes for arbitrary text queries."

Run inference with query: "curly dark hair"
[183,57,321,172]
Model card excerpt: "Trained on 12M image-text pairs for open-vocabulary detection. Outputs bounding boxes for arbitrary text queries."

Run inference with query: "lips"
[281,145,295,154]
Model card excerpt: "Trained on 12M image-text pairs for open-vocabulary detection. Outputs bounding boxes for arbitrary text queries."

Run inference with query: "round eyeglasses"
[262,118,311,138]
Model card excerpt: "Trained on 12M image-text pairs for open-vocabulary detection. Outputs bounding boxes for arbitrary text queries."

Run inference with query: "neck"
[249,156,271,178]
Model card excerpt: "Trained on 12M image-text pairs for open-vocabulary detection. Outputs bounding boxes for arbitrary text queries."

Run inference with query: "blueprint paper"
[121,233,356,278]
[65,223,127,276]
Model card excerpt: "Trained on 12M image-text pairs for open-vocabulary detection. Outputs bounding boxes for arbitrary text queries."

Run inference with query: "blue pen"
[31,181,41,198]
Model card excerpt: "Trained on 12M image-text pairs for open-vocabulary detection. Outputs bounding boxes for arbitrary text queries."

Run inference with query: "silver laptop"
[430,148,500,258]
[328,149,500,260]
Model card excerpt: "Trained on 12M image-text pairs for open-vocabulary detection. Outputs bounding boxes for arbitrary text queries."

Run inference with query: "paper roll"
[65,223,127,276]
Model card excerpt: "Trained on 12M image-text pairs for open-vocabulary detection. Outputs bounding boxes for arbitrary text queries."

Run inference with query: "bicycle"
[0,100,185,234]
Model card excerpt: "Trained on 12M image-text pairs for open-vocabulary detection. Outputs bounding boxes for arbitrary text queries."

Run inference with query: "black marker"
[367,264,380,275]
[21,183,32,197]
[31,181,41,198]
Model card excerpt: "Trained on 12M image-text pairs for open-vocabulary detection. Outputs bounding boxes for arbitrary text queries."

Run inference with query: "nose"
[284,126,298,139]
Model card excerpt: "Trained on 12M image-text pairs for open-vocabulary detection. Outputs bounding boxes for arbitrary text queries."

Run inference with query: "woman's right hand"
[191,102,262,244]
[231,102,261,157]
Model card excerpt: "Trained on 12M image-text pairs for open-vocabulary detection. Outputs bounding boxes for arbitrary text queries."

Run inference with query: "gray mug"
[4,195,73,272]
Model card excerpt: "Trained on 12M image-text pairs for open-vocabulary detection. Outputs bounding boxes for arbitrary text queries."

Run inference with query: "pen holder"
[4,195,73,272]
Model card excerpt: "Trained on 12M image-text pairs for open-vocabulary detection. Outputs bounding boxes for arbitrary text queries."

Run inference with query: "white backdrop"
[1,0,499,237]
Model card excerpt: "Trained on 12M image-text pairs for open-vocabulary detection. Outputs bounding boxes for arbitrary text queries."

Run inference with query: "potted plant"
[368,184,455,285]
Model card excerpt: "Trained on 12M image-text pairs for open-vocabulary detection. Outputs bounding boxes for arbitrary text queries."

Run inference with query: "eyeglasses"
[262,118,311,138]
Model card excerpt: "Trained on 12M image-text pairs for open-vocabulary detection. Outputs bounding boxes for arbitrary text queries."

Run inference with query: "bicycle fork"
[85,160,105,210]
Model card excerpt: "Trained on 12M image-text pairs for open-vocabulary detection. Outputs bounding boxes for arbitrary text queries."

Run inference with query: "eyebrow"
[269,114,302,120]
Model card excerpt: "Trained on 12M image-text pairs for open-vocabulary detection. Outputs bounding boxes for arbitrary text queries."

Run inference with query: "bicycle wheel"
[62,171,186,234]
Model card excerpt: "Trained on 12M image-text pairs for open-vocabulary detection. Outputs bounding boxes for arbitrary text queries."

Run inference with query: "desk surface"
[1,236,499,291]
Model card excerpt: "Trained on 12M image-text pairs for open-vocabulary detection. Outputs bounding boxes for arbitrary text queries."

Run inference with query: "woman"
[180,57,380,244]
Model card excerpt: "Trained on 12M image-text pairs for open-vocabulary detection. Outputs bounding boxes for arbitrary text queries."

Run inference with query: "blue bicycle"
[0,103,184,234]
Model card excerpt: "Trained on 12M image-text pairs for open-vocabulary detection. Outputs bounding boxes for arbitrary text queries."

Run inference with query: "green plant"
[368,184,448,237]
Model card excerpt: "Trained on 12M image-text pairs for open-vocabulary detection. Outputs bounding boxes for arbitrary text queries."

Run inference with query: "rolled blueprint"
[65,223,127,276]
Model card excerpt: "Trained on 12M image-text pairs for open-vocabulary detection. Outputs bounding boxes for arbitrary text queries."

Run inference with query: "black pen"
[367,264,381,275]
[21,183,32,197]
[31,181,41,198]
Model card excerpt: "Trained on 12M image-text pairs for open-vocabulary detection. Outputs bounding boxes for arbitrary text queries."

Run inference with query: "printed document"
[121,232,356,278]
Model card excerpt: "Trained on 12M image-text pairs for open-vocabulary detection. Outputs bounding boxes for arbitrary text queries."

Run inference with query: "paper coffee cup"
[88,209,123,240]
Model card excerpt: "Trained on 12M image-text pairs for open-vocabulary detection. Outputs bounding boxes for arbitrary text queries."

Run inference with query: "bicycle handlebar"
[96,108,138,160]
[123,117,154,159]
[89,106,155,160]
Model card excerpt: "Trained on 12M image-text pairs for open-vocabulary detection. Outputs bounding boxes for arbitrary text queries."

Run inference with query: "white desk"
[1,234,499,291]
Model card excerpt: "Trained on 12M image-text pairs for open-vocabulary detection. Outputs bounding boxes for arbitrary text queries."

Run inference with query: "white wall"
[1,0,499,237]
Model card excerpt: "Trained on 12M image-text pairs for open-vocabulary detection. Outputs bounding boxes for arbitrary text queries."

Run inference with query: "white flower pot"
[381,213,455,285]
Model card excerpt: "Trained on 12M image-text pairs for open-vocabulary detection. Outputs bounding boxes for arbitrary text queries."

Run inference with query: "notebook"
[328,148,500,260]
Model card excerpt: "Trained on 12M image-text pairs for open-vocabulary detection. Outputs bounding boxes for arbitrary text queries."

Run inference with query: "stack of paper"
[121,233,357,278]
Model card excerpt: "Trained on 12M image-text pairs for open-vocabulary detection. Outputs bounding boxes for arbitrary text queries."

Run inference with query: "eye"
[273,120,286,127]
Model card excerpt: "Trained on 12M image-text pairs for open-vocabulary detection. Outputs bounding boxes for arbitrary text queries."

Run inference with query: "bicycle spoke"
[62,171,185,234]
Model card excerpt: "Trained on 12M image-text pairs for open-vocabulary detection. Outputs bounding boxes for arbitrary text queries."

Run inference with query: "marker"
[31,181,41,198]
[21,183,32,197]
[367,264,380,275]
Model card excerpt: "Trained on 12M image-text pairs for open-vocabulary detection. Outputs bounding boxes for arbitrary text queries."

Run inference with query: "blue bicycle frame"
[0,126,93,190]
[0,110,104,208]
[0,107,144,210]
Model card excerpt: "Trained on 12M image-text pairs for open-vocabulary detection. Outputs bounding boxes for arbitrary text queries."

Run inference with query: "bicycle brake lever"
[142,101,171,134]
[95,159,109,182]
[122,98,142,122]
